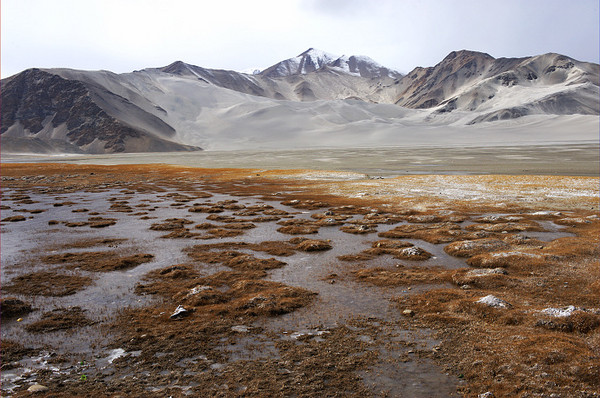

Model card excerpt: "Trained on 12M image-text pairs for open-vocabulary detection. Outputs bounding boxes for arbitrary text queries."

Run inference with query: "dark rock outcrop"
[1,69,200,153]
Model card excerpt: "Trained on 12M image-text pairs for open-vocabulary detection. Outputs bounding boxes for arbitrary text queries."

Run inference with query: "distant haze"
[1,0,599,78]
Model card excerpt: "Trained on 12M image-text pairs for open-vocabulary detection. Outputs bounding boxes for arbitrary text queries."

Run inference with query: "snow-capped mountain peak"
[260,48,401,79]
[298,48,338,67]
[260,48,339,77]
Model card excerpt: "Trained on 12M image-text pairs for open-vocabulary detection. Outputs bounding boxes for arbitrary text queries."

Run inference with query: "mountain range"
[1,48,598,154]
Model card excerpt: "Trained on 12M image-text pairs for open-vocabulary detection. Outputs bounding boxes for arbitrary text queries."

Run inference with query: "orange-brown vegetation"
[1,163,598,397]
[4,271,93,297]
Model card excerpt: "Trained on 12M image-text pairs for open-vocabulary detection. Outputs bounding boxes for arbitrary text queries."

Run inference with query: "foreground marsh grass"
[0,163,598,397]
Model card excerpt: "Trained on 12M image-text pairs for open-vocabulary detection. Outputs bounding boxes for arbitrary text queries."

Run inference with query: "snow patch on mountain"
[329,55,401,79]
[259,48,402,79]
[261,48,339,77]
[239,67,263,75]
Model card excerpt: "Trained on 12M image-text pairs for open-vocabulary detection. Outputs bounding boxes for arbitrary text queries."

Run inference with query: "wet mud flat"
[1,163,599,397]
[4,142,599,177]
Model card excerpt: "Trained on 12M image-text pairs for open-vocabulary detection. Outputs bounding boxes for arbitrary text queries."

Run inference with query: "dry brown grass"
[1,163,598,397]
[25,307,94,333]
[4,271,93,297]
[277,224,320,235]
[444,238,511,257]
[395,287,599,396]
[43,251,154,272]
[0,298,34,319]
[294,239,333,252]
[379,222,487,244]
[56,237,127,249]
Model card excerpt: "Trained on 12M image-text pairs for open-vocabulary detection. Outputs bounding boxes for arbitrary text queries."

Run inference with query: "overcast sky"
[2,0,599,78]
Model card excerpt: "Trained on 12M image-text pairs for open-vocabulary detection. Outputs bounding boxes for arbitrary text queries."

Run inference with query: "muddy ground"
[1,163,598,397]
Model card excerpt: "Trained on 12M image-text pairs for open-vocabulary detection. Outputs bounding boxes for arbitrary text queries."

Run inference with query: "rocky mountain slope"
[151,48,400,103]
[1,49,598,153]
[388,51,599,123]
[1,69,200,153]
